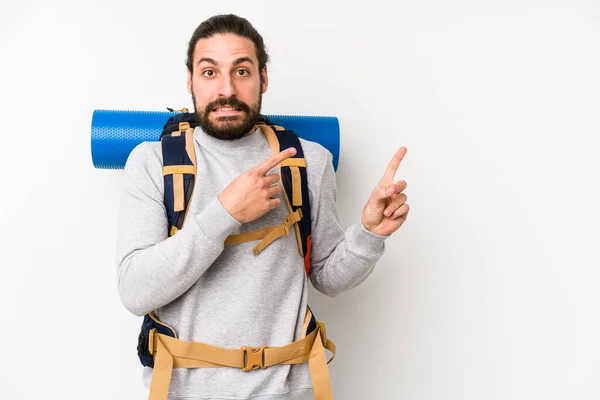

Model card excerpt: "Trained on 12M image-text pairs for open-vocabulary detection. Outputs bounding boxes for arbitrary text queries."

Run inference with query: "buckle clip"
[241,345,266,371]
[148,328,156,355]
[282,213,297,235]
[282,221,291,236]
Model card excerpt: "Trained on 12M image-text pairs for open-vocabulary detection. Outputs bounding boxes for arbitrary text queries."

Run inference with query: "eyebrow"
[196,57,255,67]
[233,57,254,66]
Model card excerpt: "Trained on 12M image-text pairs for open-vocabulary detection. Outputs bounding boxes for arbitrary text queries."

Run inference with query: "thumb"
[367,184,394,208]
[375,183,397,201]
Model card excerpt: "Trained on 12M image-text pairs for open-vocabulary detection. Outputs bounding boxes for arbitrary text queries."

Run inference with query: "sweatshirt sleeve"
[114,143,241,316]
[308,151,390,297]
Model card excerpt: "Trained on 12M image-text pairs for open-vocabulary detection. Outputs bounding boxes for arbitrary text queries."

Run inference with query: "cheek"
[191,86,212,107]
[239,84,261,103]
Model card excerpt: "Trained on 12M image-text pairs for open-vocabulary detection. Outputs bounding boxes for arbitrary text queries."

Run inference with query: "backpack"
[135,111,336,400]
[136,110,318,367]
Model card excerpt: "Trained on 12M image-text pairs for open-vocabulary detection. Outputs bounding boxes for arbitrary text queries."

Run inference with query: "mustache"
[205,96,251,113]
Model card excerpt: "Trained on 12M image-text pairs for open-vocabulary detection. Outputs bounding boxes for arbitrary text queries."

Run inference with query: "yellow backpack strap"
[250,209,302,255]
[220,121,312,267]
[222,122,307,256]
[259,123,305,255]
[301,305,336,399]
[146,305,335,400]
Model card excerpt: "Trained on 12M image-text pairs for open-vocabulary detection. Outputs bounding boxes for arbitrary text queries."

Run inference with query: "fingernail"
[387,187,394,195]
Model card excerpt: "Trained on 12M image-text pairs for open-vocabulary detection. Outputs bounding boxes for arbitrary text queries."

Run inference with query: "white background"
[1,0,599,399]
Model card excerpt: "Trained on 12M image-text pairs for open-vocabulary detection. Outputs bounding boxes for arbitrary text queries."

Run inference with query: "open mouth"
[212,106,242,113]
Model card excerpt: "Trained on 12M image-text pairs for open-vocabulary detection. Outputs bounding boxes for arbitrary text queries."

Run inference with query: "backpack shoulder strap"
[136,113,196,369]
[161,119,197,237]
[257,119,313,275]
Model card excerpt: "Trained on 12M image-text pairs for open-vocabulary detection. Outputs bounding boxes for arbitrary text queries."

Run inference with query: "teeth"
[215,107,236,111]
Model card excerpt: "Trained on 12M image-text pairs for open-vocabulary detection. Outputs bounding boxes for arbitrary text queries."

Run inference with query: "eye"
[202,69,215,77]
[236,69,249,77]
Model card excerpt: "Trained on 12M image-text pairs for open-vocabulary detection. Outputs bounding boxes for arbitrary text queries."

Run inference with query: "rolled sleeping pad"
[90,110,340,171]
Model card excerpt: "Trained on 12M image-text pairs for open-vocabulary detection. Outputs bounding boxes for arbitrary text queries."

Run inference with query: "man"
[115,13,409,400]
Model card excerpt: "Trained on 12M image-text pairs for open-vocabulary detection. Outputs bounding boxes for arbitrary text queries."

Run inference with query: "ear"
[187,69,192,94]
[260,65,268,93]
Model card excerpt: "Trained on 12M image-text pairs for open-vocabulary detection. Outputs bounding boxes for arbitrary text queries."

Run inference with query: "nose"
[217,74,236,98]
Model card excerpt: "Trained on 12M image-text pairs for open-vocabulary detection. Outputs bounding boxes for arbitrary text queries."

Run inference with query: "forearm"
[307,151,388,297]
[309,222,387,297]
[116,197,240,316]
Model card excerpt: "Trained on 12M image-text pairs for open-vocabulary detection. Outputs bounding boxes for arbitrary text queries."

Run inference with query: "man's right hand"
[218,147,297,223]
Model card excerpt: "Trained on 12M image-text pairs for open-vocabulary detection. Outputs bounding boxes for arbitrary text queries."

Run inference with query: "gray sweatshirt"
[114,125,388,399]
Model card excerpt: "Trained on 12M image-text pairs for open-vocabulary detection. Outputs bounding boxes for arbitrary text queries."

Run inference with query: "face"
[187,33,268,140]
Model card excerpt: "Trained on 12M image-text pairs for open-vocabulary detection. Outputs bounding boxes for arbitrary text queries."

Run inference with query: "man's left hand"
[361,147,409,236]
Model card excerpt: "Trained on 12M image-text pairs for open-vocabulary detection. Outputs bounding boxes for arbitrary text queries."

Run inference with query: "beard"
[192,90,262,141]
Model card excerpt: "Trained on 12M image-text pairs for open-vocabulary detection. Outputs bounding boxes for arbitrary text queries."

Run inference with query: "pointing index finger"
[382,147,407,184]
[256,147,297,175]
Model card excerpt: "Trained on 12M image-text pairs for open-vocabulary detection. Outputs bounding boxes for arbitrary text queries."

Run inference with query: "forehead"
[193,33,258,66]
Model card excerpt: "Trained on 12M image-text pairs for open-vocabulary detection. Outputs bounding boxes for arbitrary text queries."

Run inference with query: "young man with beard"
[115,13,409,400]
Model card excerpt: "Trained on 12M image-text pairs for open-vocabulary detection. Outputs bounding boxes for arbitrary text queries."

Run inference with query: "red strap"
[304,235,312,276]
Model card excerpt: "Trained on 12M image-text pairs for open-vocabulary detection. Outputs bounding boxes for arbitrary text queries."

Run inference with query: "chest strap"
[224,209,303,255]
